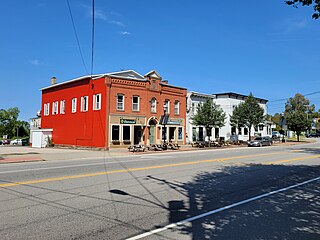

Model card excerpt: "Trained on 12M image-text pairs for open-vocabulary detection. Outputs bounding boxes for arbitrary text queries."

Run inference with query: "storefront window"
[162,127,167,141]
[112,125,120,140]
[192,127,197,141]
[231,126,236,135]
[215,128,219,139]
[169,127,175,141]
[123,126,130,141]
[178,127,183,140]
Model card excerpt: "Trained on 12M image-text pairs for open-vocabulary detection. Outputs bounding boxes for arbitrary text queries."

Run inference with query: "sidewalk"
[0,140,313,164]
[0,145,195,164]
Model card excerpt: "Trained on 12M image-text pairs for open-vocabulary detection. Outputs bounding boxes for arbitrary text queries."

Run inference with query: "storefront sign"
[120,119,136,124]
[167,119,182,125]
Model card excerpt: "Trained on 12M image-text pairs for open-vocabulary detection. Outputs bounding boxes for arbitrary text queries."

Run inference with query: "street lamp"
[280,113,285,143]
[163,108,167,145]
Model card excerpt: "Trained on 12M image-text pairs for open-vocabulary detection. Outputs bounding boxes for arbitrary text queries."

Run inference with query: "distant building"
[186,91,272,143]
[39,70,187,149]
[186,92,215,143]
[29,111,41,145]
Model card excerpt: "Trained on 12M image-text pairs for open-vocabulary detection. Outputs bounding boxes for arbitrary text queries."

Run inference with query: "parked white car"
[11,139,22,145]
[272,131,281,138]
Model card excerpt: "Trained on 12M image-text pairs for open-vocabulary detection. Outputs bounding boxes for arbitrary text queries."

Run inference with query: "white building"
[29,112,41,145]
[186,92,215,143]
[186,91,272,143]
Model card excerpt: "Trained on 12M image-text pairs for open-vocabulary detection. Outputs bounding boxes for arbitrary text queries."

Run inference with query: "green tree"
[284,93,312,141]
[192,99,226,139]
[308,109,320,119]
[286,0,320,19]
[230,93,265,141]
[269,113,284,131]
[16,120,30,138]
[0,107,20,138]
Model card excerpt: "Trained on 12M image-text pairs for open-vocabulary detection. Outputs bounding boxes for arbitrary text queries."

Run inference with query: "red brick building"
[40,70,187,149]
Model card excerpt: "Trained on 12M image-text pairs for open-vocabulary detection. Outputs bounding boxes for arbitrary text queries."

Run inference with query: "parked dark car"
[248,136,273,147]
[306,132,320,138]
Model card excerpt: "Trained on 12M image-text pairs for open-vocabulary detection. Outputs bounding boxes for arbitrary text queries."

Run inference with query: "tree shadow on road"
[292,147,320,155]
[150,164,320,239]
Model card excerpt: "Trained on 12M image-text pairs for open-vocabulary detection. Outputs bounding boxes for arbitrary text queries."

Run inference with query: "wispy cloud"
[120,31,131,36]
[94,9,107,21]
[111,20,125,27]
[109,11,123,18]
[30,59,40,66]
[278,19,307,34]
[80,5,131,33]
[81,4,107,21]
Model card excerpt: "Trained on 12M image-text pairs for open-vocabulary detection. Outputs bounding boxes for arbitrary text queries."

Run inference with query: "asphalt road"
[0,141,319,240]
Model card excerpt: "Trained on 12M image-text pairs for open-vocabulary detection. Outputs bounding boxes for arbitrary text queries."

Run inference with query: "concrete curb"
[0,156,44,164]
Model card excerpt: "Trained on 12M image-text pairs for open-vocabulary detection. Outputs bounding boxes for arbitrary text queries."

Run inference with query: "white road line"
[126,176,320,240]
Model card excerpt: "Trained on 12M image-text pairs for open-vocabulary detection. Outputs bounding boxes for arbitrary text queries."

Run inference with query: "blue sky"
[1,0,319,121]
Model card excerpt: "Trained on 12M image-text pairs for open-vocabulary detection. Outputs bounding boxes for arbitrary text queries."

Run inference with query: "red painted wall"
[41,74,187,148]
[41,77,107,148]
[107,76,187,144]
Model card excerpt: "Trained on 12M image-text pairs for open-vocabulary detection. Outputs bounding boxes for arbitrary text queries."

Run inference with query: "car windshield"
[255,137,262,140]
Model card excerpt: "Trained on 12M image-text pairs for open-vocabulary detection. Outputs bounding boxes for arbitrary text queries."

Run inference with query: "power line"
[268,90,320,103]
[90,0,95,77]
[66,0,89,75]
[304,91,320,96]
